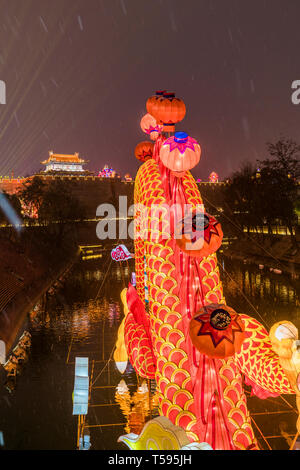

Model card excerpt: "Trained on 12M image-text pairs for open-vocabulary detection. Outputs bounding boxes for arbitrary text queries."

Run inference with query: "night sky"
[0,0,299,180]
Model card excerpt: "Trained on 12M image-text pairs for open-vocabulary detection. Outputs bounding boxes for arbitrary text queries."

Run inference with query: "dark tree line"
[224,137,299,250]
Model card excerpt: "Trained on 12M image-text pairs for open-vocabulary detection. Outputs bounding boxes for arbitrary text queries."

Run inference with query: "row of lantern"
[135,91,201,177]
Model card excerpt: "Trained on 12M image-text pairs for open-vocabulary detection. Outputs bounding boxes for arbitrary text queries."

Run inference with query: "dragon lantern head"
[159,132,201,177]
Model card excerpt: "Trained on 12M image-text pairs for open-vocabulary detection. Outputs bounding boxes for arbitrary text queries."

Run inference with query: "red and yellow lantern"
[189,304,245,359]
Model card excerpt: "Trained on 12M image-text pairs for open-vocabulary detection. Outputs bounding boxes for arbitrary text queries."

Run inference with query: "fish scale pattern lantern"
[159,131,201,176]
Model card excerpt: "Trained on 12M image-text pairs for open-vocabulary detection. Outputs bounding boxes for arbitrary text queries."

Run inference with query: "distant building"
[41,152,89,174]
[98,165,117,178]
[0,177,25,194]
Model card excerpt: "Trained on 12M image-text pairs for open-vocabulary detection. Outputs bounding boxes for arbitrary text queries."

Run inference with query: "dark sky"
[0,0,299,180]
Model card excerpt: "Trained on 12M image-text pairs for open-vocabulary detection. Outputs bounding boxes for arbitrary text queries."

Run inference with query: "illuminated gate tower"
[41,151,88,173]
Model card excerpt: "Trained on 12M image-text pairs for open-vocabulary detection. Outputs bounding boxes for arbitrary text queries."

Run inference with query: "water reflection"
[220,256,300,450]
[115,379,159,435]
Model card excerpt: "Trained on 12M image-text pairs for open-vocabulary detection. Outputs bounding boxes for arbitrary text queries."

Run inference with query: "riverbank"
[222,234,300,275]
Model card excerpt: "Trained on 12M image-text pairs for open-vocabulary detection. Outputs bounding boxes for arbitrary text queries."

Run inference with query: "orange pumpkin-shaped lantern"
[146,90,166,116]
[140,113,163,141]
[159,132,201,177]
[189,304,245,359]
[175,211,223,258]
[152,92,186,133]
[135,141,154,162]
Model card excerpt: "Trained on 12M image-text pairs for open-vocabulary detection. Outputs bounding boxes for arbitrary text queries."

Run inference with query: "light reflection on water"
[0,256,299,450]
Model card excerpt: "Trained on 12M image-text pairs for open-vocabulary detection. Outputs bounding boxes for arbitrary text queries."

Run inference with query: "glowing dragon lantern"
[134,141,154,163]
[159,131,201,177]
[140,114,163,141]
[189,304,245,359]
[150,92,186,133]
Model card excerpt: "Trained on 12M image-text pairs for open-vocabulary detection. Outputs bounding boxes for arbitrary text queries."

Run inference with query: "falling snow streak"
[242,117,250,141]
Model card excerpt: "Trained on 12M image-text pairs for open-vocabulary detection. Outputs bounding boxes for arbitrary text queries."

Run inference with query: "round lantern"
[175,211,223,258]
[189,304,245,359]
[152,92,186,133]
[135,141,154,162]
[159,132,201,177]
[146,90,166,116]
[140,114,163,141]
[269,320,298,360]
[114,319,129,374]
